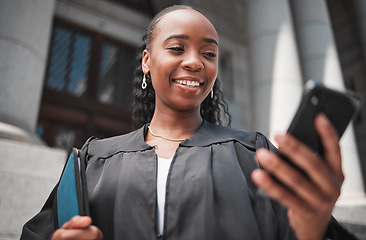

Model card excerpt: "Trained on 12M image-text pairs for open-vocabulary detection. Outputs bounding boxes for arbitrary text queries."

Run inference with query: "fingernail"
[256,149,269,162]
[318,113,329,125]
[251,169,261,179]
[274,134,286,146]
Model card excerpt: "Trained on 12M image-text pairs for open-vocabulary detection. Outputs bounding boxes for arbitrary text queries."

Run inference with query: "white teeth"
[175,79,200,87]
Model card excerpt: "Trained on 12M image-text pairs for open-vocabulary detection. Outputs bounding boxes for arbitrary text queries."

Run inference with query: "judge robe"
[21,121,355,240]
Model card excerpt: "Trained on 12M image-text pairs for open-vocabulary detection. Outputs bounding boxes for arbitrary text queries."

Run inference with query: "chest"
[85,145,261,239]
[145,137,181,159]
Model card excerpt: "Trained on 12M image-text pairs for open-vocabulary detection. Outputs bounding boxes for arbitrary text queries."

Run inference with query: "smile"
[173,79,201,87]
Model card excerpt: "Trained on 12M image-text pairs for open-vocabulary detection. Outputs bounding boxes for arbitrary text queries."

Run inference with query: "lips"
[173,79,200,87]
[173,77,203,88]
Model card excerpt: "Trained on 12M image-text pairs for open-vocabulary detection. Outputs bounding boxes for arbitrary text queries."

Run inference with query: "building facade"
[1,0,366,239]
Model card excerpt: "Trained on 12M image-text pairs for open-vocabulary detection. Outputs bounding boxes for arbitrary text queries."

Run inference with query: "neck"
[149,107,203,140]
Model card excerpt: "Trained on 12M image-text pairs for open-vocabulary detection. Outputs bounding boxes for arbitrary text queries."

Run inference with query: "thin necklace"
[148,126,186,142]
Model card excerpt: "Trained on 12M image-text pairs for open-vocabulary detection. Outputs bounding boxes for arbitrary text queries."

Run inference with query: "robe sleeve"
[20,137,94,239]
[324,217,358,239]
[20,184,58,240]
[253,132,296,240]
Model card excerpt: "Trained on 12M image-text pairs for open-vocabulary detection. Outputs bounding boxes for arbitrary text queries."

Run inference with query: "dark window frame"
[38,17,137,150]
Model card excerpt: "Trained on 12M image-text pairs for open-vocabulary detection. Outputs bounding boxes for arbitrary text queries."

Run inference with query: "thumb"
[62,215,92,229]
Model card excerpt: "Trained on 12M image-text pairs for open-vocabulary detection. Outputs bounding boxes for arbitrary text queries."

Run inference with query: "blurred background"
[1,0,366,239]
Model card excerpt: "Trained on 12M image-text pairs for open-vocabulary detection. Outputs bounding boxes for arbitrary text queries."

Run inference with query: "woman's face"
[142,9,219,113]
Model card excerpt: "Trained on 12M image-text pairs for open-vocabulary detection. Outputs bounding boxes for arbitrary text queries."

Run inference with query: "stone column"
[353,0,366,69]
[292,0,365,198]
[246,0,303,137]
[0,0,56,144]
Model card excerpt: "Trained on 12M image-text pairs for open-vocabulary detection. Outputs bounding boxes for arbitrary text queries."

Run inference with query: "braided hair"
[131,5,232,129]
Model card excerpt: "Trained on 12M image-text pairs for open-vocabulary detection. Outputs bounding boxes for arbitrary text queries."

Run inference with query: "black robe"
[21,121,356,240]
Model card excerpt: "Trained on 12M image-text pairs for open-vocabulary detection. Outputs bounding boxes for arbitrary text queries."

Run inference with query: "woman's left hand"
[252,114,344,240]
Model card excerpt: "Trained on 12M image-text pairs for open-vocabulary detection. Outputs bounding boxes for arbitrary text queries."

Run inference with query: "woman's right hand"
[51,216,103,240]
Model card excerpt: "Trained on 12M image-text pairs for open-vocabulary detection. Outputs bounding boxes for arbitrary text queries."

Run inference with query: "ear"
[142,49,150,75]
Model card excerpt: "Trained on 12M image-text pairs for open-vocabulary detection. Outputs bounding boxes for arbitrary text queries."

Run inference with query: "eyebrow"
[164,34,219,46]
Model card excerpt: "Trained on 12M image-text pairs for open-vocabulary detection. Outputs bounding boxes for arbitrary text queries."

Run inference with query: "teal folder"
[56,148,89,228]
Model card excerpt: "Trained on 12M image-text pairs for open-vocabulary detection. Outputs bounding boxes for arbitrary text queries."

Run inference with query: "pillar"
[292,0,365,198]
[0,0,56,144]
[246,0,303,137]
[353,0,366,70]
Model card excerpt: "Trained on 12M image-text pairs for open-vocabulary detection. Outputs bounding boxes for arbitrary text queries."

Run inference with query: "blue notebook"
[56,148,89,228]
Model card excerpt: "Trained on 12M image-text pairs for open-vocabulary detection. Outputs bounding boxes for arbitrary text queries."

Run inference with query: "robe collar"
[87,121,257,158]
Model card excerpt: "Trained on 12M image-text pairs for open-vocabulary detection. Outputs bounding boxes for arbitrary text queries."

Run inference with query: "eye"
[167,46,184,52]
[203,52,217,58]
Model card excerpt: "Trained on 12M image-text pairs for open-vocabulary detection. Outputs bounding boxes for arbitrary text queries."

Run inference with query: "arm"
[21,185,57,240]
[20,183,103,240]
[21,137,102,240]
[252,114,357,240]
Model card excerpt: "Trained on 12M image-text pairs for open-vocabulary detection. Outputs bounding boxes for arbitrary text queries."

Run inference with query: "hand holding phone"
[287,80,361,155]
[253,80,361,240]
[275,80,362,176]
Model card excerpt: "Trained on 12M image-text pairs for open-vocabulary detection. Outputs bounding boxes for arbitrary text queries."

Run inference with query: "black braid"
[131,5,232,129]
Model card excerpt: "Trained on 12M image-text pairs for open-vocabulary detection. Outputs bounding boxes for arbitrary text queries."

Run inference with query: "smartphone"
[274,80,362,175]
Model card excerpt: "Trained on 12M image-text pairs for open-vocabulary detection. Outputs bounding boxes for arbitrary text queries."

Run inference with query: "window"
[97,41,135,108]
[44,20,136,106]
[38,19,136,150]
[45,24,90,97]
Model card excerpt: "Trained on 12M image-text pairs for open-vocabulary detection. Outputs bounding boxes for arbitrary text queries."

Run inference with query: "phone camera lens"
[310,96,319,106]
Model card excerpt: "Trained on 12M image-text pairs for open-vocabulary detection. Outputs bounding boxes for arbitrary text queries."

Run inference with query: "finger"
[251,169,313,214]
[274,134,341,199]
[89,226,103,240]
[62,216,92,229]
[52,226,103,240]
[96,226,104,240]
[255,149,326,207]
[274,133,321,174]
[314,114,344,180]
[252,169,334,239]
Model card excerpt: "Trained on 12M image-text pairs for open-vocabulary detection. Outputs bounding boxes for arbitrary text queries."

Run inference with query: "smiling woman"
[21,5,356,240]
[144,8,218,108]
[132,5,231,131]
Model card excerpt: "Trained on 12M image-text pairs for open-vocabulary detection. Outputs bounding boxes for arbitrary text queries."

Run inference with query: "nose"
[181,51,204,72]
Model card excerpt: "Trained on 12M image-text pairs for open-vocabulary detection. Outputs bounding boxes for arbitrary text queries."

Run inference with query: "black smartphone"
[274,80,362,175]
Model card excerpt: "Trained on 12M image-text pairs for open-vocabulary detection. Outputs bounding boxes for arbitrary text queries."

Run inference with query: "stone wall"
[0,139,66,240]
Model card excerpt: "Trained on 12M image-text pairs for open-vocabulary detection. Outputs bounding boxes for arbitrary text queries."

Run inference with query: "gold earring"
[211,89,214,98]
[142,75,147,89]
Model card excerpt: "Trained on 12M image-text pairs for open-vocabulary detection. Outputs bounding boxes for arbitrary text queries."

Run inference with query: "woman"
[22,5,355,240]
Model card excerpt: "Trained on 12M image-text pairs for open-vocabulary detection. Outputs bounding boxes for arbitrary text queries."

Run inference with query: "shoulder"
[80,126,151,159]
[183,121,274,151]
